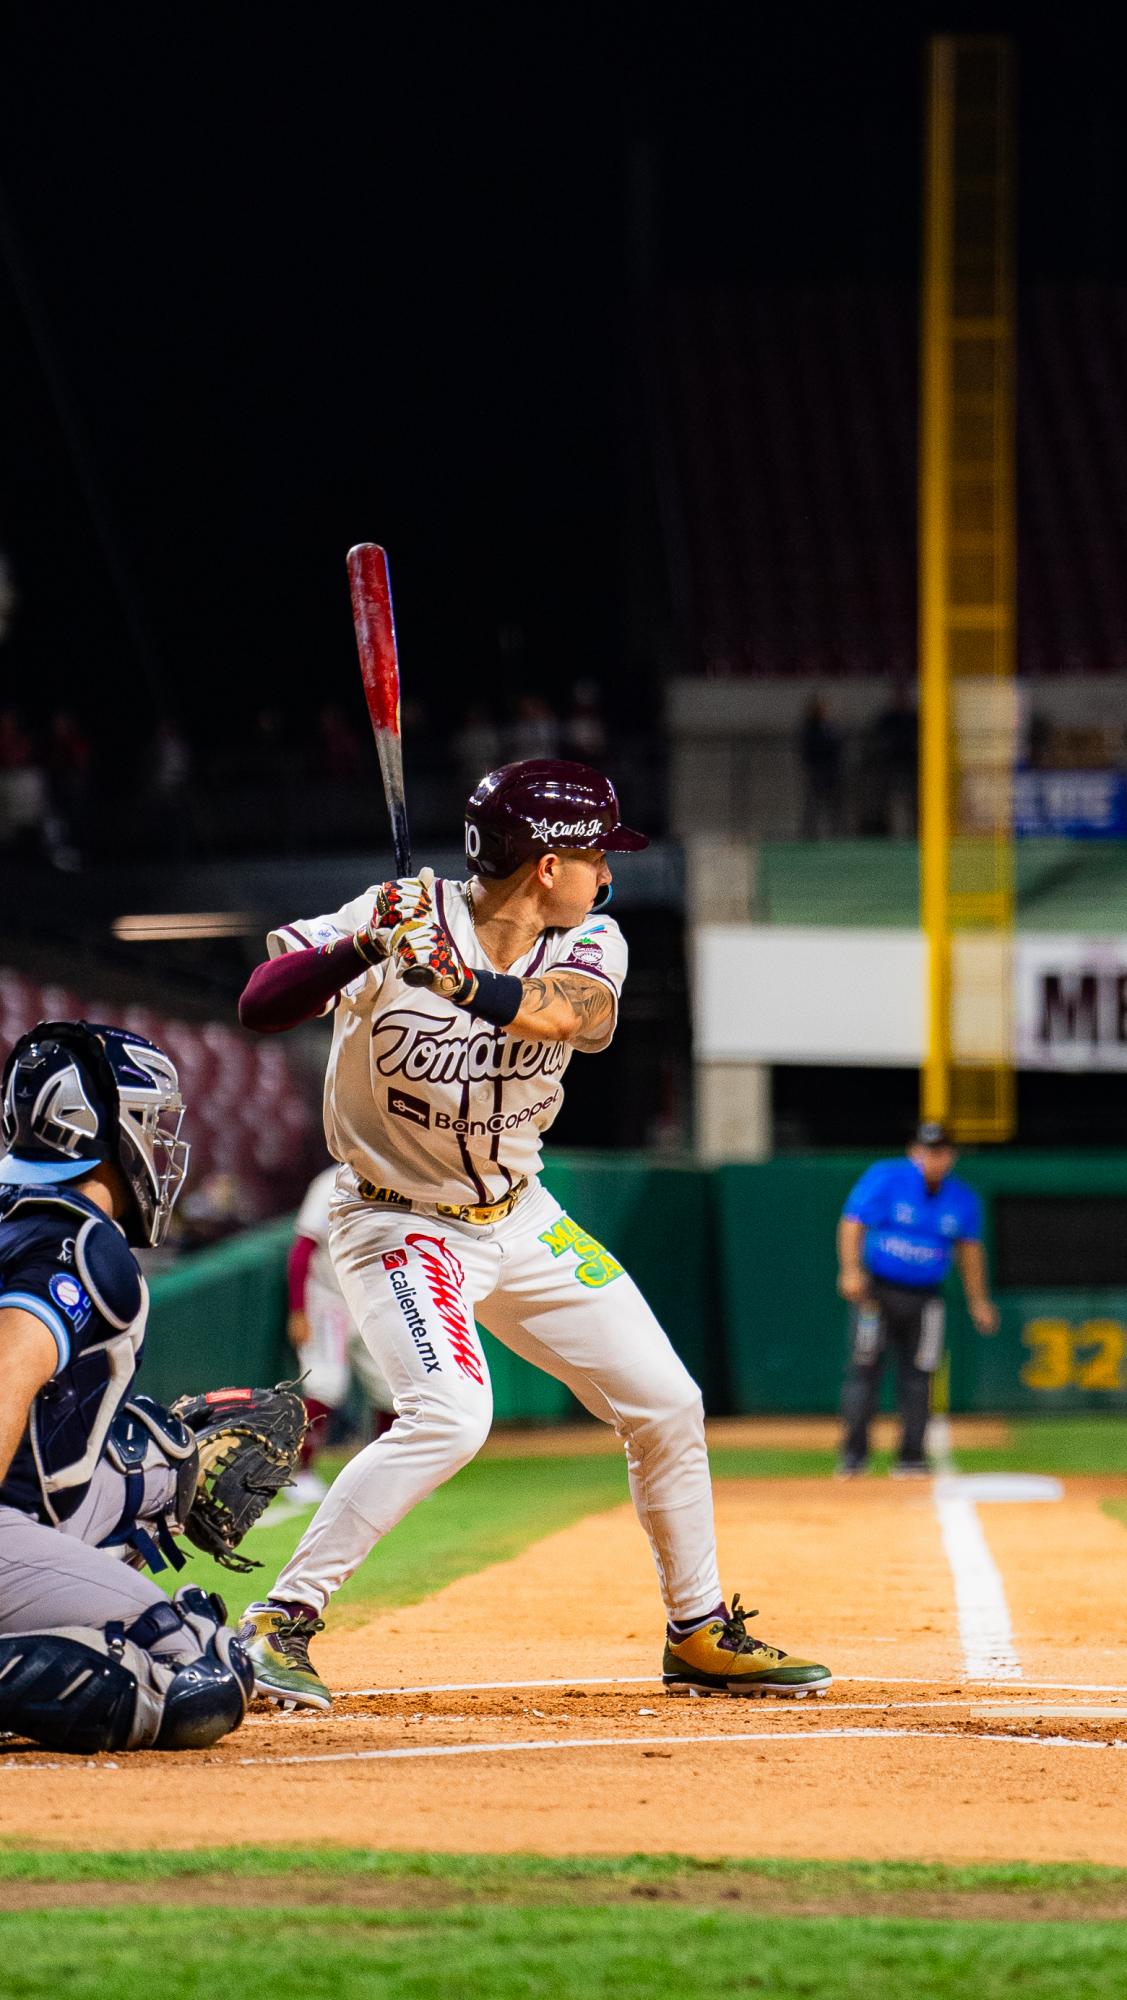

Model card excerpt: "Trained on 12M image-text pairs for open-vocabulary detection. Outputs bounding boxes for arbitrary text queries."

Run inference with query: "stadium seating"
[653,283,1127,678]
[0,972,322,1231]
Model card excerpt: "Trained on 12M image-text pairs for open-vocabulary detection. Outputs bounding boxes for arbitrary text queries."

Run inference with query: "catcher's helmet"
[0,1020,190,1248]
[464,759,648,881]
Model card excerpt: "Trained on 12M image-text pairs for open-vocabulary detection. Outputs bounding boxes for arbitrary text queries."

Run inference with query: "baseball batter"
[237,759,830,1707]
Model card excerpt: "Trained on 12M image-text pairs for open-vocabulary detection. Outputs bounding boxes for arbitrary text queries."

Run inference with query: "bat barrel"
[348,541,413,877]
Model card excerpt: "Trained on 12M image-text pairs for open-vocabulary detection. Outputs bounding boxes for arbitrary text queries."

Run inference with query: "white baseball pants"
[271,1175,721,1624]
[0,1458,193,1649]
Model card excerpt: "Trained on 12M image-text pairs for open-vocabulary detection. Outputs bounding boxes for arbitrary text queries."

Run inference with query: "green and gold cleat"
[237,1603,331,1712]
[663,1593,831,1698]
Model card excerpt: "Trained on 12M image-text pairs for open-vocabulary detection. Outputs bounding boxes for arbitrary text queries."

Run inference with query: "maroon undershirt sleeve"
[238,935,369,1034]
[287,1233,316,1310]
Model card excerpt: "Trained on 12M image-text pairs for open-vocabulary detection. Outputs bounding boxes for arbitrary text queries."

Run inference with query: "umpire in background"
[837,1121,999,1476]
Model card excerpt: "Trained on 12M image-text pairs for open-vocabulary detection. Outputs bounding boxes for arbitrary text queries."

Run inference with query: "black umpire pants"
[839,1277,946,1467]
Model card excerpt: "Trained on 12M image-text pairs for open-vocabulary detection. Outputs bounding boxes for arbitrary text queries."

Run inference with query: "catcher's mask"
[0,1019,190,1248]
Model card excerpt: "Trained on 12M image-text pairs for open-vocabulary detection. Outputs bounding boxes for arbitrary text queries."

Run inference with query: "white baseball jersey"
[267,879,627,1208]
[293,1166,392,1409]
[295,1167,342,1306]
[292,1167,353,1407]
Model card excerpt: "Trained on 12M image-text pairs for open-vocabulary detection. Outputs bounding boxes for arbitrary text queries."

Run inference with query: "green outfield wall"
[141,1150,1127,1420]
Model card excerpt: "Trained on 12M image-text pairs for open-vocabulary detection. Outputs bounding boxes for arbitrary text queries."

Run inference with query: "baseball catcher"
[0,1019,303,1754]
[236,758,832,1708]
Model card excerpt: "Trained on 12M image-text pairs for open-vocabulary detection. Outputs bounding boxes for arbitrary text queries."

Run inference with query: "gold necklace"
[463,883,538,969]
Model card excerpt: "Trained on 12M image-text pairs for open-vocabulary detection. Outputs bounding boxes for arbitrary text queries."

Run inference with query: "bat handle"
[390,797,413,879]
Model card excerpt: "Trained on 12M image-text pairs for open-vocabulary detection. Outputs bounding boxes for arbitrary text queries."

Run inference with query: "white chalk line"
[339,1672,1127,1698]
[239,1698,1127,1732]
[3,1723,1121,1775]
[934,1480,1021,1680]
[235,1727,1127,1770]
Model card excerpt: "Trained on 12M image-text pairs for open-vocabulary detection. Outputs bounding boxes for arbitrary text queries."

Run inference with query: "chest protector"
[0,1190,147,1523]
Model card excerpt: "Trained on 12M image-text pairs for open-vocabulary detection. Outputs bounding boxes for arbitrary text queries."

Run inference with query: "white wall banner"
[695,926,1127,1072]
[1015,934,1127,1071]
[694,927,926,1066]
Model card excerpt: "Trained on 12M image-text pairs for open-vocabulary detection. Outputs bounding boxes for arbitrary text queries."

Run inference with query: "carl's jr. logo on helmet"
[528,817,604,843]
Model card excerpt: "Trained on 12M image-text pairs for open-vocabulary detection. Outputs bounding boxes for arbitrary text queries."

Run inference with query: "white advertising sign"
[1015,934,1127,1071]
[694,927,926,1066]
[695,926,1127,1072]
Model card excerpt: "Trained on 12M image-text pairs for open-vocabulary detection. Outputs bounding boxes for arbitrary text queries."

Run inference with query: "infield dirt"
[3,1473,1127,1864]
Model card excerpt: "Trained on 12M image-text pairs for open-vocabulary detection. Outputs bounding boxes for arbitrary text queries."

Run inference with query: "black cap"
[914,1120,953,1148]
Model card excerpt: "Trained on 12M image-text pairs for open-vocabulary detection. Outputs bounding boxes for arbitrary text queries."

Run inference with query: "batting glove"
[391,913,478,1006]
[374,868,435,931]
[354,868,435,968]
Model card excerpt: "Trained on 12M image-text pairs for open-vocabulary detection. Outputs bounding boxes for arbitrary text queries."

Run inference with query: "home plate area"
[3,1473,1127,1863]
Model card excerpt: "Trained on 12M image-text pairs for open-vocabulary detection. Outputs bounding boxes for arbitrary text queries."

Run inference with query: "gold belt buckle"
[437,1175,528,1227]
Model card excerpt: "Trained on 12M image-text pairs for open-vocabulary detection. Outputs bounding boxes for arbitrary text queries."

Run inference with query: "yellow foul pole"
[920,38,954,1124]
[919,36,1016,1142]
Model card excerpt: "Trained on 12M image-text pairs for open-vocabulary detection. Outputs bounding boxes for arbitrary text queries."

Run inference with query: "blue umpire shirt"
[841,1158,983,1291]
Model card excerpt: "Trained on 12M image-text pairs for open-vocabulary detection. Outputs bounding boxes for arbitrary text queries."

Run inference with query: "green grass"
[163,1442,842,1623]
[954,1418,1127,1477]
[166,1417,1127,1628]
[0,1848,1125,1896]
[707,1446,837,1479]
[161,1449,632,1623]
[3,1899,1127,1999]
[3,1855,1127,1999]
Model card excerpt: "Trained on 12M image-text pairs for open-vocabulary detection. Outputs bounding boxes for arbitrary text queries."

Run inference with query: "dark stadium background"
[0,11,1120,723]
[0,10,1123,1161]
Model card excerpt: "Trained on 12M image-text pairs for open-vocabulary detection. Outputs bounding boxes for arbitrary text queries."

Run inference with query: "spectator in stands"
[451,704,501,798]
[150,716,193,795]
[1027,708,1052,770]
[143,716,195,859]
[798,696,843,837]
[868,686,918,837]
[563,679,608,762]
[400,696,429,745]
[0,708,50,858]
[0,709,32,769]
[46,709,93,854]
[173,1170,258,1248]
[506,692,560,762]
[316,703,365,782]
[245,707,285,781]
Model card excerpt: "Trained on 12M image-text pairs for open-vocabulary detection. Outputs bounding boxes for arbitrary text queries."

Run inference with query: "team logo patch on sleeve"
[566,938,604,969]
[48,1272,93,1330]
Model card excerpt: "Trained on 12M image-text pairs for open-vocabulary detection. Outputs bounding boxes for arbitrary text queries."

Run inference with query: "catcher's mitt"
[168,1384,308,1573]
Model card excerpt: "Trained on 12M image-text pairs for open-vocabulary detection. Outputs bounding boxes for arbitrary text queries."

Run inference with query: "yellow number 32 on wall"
[1020,1319,1126,1393]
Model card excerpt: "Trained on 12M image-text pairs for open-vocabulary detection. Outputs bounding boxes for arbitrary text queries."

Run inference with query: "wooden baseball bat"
[347,542,413,876]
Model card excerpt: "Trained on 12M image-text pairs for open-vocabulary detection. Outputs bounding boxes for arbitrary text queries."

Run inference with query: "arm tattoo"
[517,968,616,1049]
[521,977,554,1016]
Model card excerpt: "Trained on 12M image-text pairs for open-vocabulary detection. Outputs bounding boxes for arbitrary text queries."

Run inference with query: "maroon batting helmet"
[464,759,649,880]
